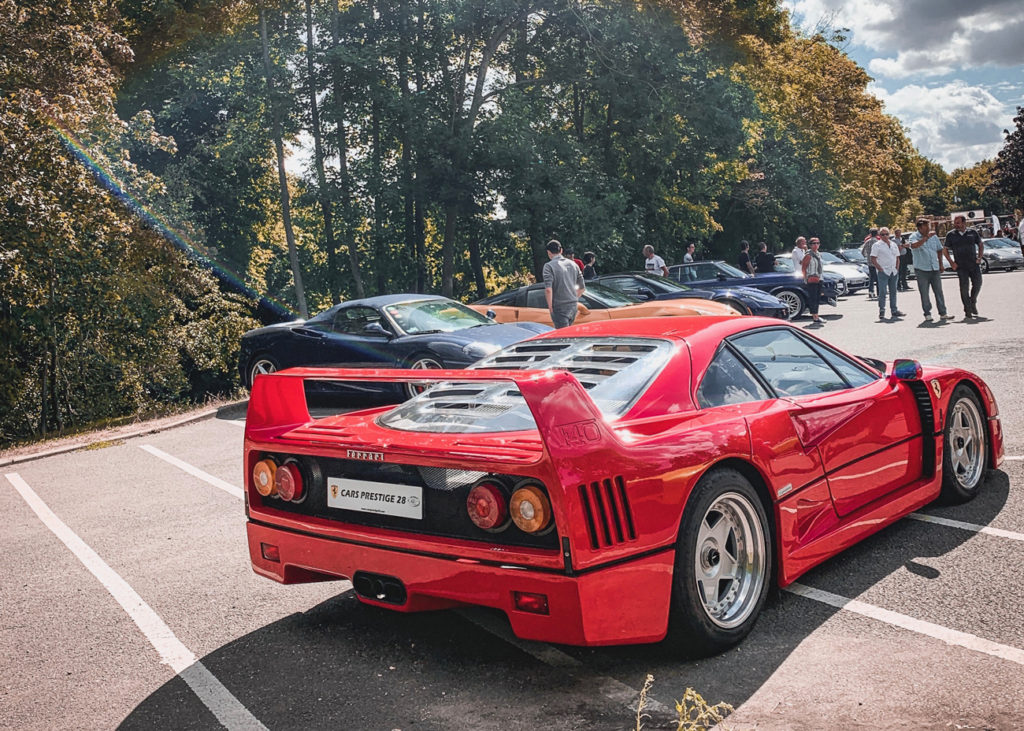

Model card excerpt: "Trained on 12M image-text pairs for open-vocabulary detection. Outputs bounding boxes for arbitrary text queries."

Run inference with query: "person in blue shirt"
[908,219,954,322]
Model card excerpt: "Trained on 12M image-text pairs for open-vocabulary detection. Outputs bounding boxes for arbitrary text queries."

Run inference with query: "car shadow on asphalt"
[119,471,1010,730]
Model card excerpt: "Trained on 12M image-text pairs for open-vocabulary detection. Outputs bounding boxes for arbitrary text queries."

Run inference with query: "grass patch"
[635,674,733,731]
[80,439,125,450]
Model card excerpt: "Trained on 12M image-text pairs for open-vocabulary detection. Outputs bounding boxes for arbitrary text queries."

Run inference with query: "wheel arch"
[949,377,995,470]
[689,456,780,584]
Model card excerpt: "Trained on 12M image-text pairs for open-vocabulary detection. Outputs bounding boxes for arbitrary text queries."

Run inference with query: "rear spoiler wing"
[246,367,625,463]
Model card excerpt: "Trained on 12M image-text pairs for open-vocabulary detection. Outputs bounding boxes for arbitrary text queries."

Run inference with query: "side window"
[489,291,515,306]
[697,347,771,408]
[525,288,547,309]
[601,276,633,292]
[730,329,849,397]
[812,344,879,388]
[332,306,383,335]
[693,263,717,280]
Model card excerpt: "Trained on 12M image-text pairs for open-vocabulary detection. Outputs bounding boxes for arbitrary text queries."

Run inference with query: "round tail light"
[467,482,507,531]
[510,484,552,533]
[275,462,304,502]
[253,458,277,497]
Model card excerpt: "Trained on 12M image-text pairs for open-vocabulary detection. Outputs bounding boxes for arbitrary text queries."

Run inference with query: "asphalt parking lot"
[2,270,1023,730]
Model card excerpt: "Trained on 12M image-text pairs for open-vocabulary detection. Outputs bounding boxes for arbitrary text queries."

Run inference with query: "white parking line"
[909,512,1024,542]
[457,607,672,716]
[1004,455,1023,461]
[787,582,1024,667]
[139,445,243,500]
[5,472,267,730]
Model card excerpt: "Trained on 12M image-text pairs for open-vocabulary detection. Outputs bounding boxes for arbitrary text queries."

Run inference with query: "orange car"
[470,282,739,326]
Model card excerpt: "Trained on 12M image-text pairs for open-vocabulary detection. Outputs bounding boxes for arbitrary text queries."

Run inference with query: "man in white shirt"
[791,237,807,269]
[870,227,905,321]
[643,245,669,276]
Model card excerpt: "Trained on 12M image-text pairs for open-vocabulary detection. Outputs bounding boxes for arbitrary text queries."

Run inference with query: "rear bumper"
[247,520,675,646]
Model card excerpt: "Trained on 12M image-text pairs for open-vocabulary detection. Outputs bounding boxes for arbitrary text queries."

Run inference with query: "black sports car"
[238,294,551,399]
[668,260,841,320]
[590,271,789,318]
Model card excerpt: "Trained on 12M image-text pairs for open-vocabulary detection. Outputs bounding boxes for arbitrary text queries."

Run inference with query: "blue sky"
[783,0,1024,171]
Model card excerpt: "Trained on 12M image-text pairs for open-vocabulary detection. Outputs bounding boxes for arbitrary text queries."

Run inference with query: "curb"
[0,401,246,469]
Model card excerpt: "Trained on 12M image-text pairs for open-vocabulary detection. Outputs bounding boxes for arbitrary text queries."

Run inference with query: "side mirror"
[637,287,655,300]
[717,272,728,280]
[486,309,497,320]
[891,358,922,381]
[363,322,391,338]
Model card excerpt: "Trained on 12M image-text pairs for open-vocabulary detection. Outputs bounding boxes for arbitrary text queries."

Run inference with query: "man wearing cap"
[944,215,985,319]
[543,239,586,328]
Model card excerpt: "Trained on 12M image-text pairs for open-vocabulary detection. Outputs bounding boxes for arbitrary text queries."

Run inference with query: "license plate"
[327,477,423,520]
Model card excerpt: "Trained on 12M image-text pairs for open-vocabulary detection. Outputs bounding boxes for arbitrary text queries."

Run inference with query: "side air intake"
[578,476,636,549]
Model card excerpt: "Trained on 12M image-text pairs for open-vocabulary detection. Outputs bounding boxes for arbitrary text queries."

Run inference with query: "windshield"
[583,283,643,307]
[774,257,795,272]
[379,337,675,433]
[986,238,1018,249]
[384,299,492,334]
[632,273,692,292]
[820,252,844,264]
[716,261,750,278]
[841,248,866,262]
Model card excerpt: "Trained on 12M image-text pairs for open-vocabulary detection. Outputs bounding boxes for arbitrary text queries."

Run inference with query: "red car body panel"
[244,317,1003,646]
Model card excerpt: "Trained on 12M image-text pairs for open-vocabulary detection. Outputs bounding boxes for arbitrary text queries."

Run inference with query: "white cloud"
[784,0,1024,76]
[871,80,1014,169]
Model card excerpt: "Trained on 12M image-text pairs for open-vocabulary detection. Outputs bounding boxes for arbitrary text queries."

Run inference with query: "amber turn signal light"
[253,458,277,497]
[510,484,552,533]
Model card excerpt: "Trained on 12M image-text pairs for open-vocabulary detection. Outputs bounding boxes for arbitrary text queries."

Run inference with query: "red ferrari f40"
[244,317,1003,655]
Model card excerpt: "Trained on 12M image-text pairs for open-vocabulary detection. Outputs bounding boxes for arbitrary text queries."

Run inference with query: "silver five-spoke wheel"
[694,492,767,629]
[669,469,771,656]
[940,386,988,504]
[404,355,443,399]
[248,356,278,388]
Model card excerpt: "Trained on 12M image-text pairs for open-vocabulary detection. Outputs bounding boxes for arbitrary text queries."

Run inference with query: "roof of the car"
[348,294,449,307]
[526,315,781,342]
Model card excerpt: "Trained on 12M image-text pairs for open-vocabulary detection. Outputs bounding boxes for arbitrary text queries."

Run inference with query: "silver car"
[981,238,1023,273]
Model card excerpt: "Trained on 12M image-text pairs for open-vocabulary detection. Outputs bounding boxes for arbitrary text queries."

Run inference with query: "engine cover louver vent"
[578,476,636,549]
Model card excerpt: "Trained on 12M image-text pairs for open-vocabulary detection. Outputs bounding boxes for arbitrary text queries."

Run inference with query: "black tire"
[980,259,989,274]
[774,289,805,320]
[247,354,280,388]
[939,385,988,504]
[666,468,771,657]
[403,352,444,399]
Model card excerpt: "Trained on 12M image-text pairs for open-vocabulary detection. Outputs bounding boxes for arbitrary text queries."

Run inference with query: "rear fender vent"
[578,476,636,549]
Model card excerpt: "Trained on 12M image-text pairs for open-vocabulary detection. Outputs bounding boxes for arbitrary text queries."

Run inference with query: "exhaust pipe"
[353,571,407,605]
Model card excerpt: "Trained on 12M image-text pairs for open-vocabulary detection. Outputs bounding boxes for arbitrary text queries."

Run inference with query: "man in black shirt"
[754,242,775,273]
[738,240,754,274]
[944,215,985,319]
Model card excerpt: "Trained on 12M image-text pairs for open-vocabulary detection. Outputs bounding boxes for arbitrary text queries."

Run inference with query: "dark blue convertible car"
[668,260,840,320]
[238,294,550,399]
[590,271,789,319]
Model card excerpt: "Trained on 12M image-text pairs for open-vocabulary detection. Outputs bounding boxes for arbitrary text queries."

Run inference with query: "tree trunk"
[305,0,340,304]
[398,0,417,292]
[413,0,427,292]
[468,236,486,298]
[259,2,308,318]
[331,0,364,298]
